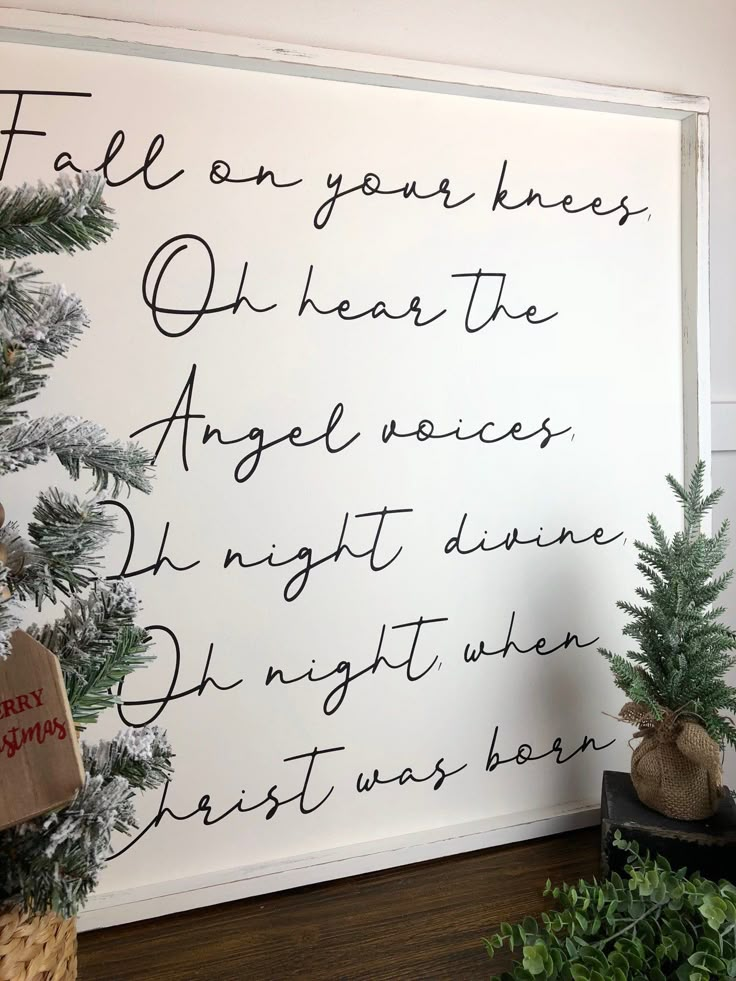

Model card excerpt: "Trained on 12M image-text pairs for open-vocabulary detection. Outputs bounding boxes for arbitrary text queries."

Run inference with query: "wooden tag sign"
[0,630,84,831]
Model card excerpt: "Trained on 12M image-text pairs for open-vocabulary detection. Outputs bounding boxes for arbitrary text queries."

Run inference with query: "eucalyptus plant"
[485,833,736,981]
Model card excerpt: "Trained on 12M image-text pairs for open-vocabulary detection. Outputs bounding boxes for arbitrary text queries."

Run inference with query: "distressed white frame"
[0,8,711,929]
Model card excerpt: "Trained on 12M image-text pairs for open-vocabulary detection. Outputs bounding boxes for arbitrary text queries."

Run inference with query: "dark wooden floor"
[78,827,600,980]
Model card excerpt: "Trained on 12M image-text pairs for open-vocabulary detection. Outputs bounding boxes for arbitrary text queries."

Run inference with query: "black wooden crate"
[601,770,736,883]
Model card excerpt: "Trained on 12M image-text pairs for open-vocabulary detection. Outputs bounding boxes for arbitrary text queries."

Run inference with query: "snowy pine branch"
[0,173,115,260]
[0,265,90,424]
[30,581,153,729]
[1,491,116,608]
[0,415,153,494]
[0,774,131,918]
[28,490,116,596]
[0,565,19,660]
[0,262,42,325]
[0,493,115,623]
[0,726,172,917]
[86,727,173,794]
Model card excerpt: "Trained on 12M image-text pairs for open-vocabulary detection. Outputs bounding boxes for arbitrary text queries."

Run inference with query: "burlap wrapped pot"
[621,702,722,821]
[0,906,76,981]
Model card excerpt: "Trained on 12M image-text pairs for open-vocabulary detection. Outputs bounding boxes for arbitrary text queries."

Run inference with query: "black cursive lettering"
[142,234,277,338]
[54,129,184,189]
[130,364,361,482]
[452,269,557,331]
[492,158,648,227]
[314,170,475,230]
[265,616,447,716]
[298,264,445,327]
[209,159,302,189]
[463,610,599,663]
[116,625,242,727]
[0,89,90,181]
[111,745,345,857]
[356,756,467,793]
[485,725,615,772]
[224,506,411,601]
[445,514,623,556]
[103,499,200,580]
[382,415,570,449]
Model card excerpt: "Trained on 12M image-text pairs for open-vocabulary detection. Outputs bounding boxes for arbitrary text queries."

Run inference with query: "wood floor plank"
[78,828,600,980]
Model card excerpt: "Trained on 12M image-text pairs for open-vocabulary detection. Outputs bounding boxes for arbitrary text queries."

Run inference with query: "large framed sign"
[0,9,709,929]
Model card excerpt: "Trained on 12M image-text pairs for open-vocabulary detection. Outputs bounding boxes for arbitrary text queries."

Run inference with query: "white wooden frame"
[0,8,711,930]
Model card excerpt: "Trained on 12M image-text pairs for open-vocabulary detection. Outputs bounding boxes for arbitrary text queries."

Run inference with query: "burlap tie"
[620,702,722,821]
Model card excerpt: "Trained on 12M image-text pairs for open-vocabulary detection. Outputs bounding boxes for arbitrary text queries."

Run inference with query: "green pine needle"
[600,461,736,747]
[0,172,116,259]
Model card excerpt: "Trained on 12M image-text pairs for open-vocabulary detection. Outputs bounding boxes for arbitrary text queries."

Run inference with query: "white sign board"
[0,26,708,928]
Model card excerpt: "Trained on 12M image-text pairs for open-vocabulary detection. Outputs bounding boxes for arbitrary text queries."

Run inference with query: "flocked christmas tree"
[600,461,736,749]
[0,173,172,918]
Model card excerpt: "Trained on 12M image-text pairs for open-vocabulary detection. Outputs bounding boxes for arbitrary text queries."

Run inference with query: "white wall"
[6,0,736,736]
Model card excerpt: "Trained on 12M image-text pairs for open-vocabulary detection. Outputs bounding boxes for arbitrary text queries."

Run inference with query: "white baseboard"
[78,800,600,931]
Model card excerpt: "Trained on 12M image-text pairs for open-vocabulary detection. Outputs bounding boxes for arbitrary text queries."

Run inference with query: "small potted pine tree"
[600,462,736,821]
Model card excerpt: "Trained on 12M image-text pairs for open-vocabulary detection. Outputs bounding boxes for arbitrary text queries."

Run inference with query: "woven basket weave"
[0,906,76,981]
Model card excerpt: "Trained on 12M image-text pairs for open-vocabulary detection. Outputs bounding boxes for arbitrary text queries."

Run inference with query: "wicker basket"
[0,906,76,981]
